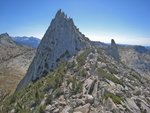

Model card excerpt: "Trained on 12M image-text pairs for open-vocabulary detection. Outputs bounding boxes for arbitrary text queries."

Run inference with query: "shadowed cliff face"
[17,10,91,90]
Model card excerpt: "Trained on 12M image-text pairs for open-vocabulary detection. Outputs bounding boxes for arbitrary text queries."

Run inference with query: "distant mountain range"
[11,36,150,50]
[12,36,41,48]
[146,46,150,50]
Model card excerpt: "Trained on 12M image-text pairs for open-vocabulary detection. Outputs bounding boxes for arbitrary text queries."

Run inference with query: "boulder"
[53,108,59,113]
[45,105,52,112]
[10,109,15,113]
[140,101,150,113]
[74,103,90,113]
[105,97,117,111]
[62,105,72,113]
[83,78,94,94]
[73,111,82,113]
[85,94,94,104]
[125,98,140,113]
[75,99,85,106]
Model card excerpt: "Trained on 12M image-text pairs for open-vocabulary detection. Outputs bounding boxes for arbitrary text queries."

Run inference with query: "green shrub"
[1,62,68,113]
[107,66,118,75]
[35,105,45,113]
[9,95,16,104]
[76,48,93,67]
[130,71,143,84]
[78,68,87,77]
[46,95,52,105]
[103,92,123,104]
[97,68,123,86]
[67,77,83,95]
[53,88,64,98]
[67,61,76,69]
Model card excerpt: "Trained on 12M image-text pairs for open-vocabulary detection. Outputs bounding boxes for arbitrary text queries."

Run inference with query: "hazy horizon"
[0,0,150,46]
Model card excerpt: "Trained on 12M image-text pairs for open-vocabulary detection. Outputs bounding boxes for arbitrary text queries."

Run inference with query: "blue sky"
[0,0,150,46]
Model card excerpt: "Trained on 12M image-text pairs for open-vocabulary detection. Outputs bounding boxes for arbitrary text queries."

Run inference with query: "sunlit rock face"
[17,9,90,90]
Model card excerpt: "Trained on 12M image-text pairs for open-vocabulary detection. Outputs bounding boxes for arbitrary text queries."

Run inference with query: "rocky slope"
[0,33,35,101]
[118,45,150,79]
[0,10,150,113]
[1,47,150,113]
[95,39,150,79]
[17,9,91,90]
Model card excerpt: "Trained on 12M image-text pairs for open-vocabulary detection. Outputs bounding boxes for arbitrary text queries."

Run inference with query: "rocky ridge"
[118,45,150,79]
[0,10,150,113]
[1,47,150,113]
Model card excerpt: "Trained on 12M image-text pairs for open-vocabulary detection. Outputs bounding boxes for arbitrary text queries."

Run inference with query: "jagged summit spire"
[55,9,63,16]
[111,39,116,47]
[111,39,115,44]
[108,39,120,61]
[17,10,90,90]
[54,9,73,23]
[55,9,67,19]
